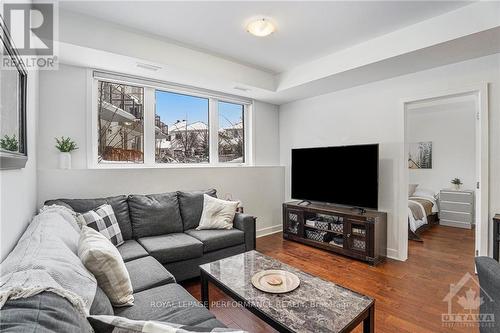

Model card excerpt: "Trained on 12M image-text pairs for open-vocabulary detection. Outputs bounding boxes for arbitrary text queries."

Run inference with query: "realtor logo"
[3,3,53,55]
[1,1,58,69]
[442,272,495,328]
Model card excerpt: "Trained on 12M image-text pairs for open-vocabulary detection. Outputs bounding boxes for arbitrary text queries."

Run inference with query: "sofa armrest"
[233,213,256,251]
[475,256,500,324]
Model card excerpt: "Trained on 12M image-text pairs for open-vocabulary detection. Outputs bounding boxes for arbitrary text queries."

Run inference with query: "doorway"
[399,85,489,261]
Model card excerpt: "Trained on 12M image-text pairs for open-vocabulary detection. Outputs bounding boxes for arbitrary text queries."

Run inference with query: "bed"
[408,186,439,241]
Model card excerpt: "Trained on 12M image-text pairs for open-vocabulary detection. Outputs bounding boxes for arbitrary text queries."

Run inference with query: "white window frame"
[87,70,253,169]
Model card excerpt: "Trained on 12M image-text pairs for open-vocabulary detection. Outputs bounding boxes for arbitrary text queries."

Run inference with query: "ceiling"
[59,1,471,74]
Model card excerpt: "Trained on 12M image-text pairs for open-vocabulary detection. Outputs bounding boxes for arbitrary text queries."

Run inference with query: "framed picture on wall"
[408,141,432,169]
[0,17,28,169]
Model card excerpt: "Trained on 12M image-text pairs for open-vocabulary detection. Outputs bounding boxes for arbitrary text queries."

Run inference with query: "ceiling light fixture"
[246,18,275,37]
[136,62,162,71]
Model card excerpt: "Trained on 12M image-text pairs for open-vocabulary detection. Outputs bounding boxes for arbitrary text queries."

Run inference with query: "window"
[92,72,251,167]
[97,81,144,163]
[155,91,209,164]
[218,101,244,163]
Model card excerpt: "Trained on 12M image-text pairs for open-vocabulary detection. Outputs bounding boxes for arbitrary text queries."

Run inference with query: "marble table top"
[200,250,373,333]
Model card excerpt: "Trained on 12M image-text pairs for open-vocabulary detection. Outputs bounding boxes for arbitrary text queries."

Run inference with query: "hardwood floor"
[183,225,477,332]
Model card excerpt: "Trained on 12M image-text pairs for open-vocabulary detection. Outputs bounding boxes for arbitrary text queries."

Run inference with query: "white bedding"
[408,194,439,232]
[410,195,439,213]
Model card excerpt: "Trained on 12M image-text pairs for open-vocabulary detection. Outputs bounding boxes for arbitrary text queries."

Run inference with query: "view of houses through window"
[155,91,209,163]
[97,81,144,163]
[218,101,244,163]
[96,79,247,165]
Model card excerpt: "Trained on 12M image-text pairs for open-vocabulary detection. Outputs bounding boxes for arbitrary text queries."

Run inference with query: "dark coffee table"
[200,250,374,333]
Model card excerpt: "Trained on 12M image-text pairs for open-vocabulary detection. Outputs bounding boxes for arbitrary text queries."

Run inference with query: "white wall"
[279,53,500,259]
[0,71,39,262]
[408,99,476,194]
[37,64,284,235]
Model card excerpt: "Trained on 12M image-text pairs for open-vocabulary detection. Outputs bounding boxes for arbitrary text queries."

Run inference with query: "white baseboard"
[256,224,282,238]
[386,248,402,261]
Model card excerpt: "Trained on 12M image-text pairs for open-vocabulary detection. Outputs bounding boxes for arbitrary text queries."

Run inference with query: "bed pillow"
[77,204,124,246]
[413,187,436,198]
[408,184,418,197]
[196,194,239,230]
[79,226,134,307]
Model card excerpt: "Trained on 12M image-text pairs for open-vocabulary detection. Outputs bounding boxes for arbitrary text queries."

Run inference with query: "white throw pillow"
[78,226,134,307]
[413,187,436,198]
[196,194,239,230]
[408,184,418,197]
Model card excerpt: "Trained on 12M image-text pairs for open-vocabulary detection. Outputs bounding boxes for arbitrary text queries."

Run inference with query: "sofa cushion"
[114,284,215,326]
[125,256,175,293]
[117,239,149,262]
[45,195,133,240]
[178,189,217,231]
[0,292,93,332]
[185,229,245,253]
[90,286,114,316]
[138,233,203,264]
[128,192,183,238]
[88,315,228,332]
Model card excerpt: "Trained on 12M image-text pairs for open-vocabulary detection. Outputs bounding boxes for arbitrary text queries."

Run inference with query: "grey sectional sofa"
[1,189,256,331]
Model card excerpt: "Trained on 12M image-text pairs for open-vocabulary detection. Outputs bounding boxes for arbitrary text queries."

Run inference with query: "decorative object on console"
[225,193,244,213]
[408,141,432,169]
[251,270,300,294]
[197,194,239,230]
[451,177,463,190]
[55,136,78,169]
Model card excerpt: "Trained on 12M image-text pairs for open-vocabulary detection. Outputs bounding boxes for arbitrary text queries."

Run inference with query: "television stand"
[282,201,387,265]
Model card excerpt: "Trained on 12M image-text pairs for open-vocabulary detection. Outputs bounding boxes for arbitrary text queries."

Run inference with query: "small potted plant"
[451,178,463,191]
[55,136,78,169]
[0,134,19,152]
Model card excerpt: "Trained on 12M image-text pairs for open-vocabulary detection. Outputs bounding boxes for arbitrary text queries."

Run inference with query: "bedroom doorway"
[400,85,489,261]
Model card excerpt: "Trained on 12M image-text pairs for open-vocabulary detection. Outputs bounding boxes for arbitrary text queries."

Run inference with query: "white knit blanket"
[0,205,97,315]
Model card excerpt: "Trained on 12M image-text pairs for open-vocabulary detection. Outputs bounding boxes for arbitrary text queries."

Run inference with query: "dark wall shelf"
[283,201,387,265]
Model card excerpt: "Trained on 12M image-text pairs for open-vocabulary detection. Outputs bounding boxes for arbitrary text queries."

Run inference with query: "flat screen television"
[291,144,379,209]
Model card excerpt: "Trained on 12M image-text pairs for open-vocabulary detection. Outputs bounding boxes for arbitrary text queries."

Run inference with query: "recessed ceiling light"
[234,86,250,92]
[136,62,162,71]
[246,18,275,37]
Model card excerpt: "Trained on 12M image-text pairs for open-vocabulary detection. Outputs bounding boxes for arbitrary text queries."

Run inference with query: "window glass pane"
[97,81,144,163]
[155,90,209,163]
[218,101,244,163]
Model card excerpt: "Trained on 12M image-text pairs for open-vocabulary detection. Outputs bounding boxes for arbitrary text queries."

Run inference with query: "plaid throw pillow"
[87,315,246,333]
[78,204,124,246]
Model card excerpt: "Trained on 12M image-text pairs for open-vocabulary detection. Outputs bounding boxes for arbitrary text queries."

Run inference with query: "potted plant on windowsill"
[55,137,78,169]
[451,178,463,191]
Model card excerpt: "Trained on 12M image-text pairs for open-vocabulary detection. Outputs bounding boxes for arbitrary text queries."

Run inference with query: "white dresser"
[439,190,475,229]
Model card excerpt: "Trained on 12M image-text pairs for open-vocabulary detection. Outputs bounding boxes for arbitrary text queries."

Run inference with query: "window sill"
[86,163,283,170]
